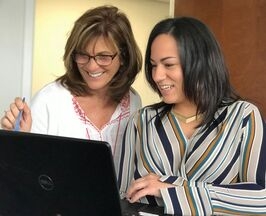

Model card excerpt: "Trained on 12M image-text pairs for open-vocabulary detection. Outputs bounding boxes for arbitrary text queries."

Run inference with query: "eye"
[150,64,157,69]
[163,61,181,69]
[96,55,110,61]
[164,63,175,68]
[74,53,89,64]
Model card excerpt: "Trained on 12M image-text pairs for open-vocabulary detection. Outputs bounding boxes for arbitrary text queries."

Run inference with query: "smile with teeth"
[160,84,174,90]
[88,71,104,78]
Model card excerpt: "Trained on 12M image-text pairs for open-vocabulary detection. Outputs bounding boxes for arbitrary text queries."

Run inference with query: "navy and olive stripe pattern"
[118,101,266,215]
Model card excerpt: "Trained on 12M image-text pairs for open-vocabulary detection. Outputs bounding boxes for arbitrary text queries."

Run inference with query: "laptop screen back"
[0,130,122,216]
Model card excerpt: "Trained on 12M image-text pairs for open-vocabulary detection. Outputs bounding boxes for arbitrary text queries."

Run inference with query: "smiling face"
[151,34,189,106]
[76,36,121,93]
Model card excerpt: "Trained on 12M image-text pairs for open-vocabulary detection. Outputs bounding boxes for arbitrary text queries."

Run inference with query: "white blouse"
[30,81,142,172]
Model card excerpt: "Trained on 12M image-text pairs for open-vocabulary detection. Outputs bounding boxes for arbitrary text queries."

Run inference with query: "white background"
[0,0,34,118]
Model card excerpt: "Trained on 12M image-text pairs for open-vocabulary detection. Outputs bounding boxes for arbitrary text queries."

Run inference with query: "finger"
[22,101,31,116]
[4,98,32,132]
[127,174,164,202]
[126,179,147,199]
[9,102,20,119]
[15,99,32,132]
[1,111,15,130]
[14,97,25,110]
[4,109,17,127]
[126,174,157,198]
[128,187,150,203]
[20,106,32,132]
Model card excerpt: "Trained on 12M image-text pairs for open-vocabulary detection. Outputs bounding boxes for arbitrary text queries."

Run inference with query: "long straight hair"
[145,17,241,127]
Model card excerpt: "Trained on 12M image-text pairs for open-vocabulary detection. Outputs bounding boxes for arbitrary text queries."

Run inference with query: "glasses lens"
[74,53,88,64]
[74,53,116,66]
[95,55,112,66]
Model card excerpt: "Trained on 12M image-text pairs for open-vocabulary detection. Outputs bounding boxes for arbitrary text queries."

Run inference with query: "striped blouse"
[118,100,266,215]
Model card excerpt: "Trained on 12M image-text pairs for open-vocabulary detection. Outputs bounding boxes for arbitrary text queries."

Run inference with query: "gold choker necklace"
[172,110,203,124]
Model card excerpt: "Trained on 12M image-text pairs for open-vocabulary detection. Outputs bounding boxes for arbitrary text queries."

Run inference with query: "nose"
[82,58,99,71]
[152,64,166,82]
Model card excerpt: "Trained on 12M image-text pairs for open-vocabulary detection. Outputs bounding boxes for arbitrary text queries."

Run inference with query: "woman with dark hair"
[118,17,266,215]
[1,5,142,171]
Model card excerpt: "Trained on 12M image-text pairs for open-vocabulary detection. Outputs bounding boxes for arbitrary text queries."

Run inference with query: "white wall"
[32,0,172,106]
[0,0,34,113]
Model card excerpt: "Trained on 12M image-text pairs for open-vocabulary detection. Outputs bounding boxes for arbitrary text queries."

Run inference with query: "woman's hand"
[1,97,32,132]
[126,173,174,203]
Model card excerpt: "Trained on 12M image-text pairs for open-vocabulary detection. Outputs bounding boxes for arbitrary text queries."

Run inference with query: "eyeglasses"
[73,52,117,66]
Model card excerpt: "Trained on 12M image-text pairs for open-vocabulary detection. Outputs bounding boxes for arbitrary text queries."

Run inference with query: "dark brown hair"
[145,17,241,128]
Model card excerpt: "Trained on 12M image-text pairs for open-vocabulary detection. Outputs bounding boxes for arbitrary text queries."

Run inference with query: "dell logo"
[38,174,55,191]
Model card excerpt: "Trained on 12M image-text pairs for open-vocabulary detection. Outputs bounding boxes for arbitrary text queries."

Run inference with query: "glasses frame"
[73,52,118,66]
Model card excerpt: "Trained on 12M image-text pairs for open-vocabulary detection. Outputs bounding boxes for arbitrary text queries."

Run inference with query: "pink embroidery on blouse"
[72,92,130,128]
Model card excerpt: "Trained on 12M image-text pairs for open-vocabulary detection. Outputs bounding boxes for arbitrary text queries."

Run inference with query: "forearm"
[160,178,212,215]
[160,178,266,215]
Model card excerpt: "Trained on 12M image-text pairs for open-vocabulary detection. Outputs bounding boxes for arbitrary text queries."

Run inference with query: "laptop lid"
[0,130,122,216]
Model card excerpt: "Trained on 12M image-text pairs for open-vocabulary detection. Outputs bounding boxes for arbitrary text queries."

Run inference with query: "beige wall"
[32,0,172,106]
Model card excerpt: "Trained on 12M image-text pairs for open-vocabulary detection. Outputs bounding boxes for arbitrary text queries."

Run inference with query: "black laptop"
[0,130,165,216]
